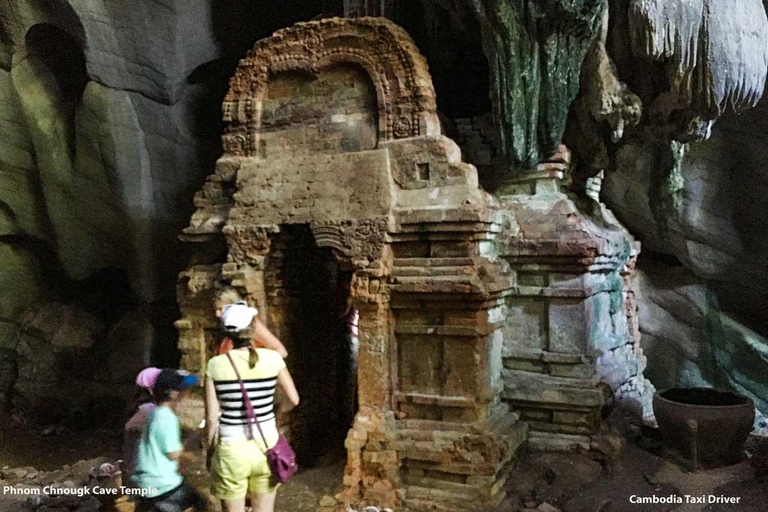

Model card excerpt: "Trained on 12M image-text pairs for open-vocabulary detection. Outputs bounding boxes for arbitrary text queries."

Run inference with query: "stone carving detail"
[392,114,413,139]
[222,18,439,154]
[311,217,388,268]
[222,224,279,266]
[221,133,247,156]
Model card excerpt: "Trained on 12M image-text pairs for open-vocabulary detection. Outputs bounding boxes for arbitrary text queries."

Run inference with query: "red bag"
[225,353,297,484]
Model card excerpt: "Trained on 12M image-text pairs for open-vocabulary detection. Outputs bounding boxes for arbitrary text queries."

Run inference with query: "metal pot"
[653,387,754,467]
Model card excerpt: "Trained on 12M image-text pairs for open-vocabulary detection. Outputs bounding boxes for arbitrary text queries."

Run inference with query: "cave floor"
[1,415,767,512]
[0,416,121,470]
[498,442,766,512]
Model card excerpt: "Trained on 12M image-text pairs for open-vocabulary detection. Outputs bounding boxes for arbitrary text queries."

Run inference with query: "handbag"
[225,352,297,484]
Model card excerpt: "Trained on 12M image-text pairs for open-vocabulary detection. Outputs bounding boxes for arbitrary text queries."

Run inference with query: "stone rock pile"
[0,457,120,512]
[23,494,101,512]
[318,495,395,512]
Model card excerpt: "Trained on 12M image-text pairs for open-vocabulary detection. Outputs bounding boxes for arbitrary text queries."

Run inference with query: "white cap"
[221,301,258,332]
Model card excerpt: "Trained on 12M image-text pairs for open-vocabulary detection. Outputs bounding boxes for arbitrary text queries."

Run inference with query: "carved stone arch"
[310,218,388,269]
[311,222,353,267]
[221,17,441,156]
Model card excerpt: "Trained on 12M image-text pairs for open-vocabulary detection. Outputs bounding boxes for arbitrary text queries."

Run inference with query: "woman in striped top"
[205,303,299,512]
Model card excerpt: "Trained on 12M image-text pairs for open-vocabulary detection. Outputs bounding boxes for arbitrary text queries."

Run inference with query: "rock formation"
[568,0,768,424]
[468,0,606,170]
[0,1,767,510]
[0,0,348,422]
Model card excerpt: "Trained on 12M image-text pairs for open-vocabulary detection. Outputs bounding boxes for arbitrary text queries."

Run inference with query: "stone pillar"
[496,163,643,451]
[354,283,392,410]
[337,239,403,510]
[384,208,527,511]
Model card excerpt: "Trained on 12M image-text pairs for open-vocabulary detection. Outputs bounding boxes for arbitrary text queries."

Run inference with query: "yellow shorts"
[210,439,278,500]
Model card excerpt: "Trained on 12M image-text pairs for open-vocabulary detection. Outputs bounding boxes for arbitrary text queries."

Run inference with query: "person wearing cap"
[213,289,288,358]
[131,369,204,512]
[205,302,300,512]
[123,367,163,483]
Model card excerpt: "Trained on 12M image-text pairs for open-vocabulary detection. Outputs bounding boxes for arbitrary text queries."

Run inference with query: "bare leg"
[250,491,277,512]
[222,498,247,512]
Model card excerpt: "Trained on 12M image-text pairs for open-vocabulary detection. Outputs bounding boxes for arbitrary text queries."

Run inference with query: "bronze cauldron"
[653,387,754,468]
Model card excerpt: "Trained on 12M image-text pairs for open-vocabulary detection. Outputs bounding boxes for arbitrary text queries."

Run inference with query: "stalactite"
[626,0,768,139]
[468,0,606,171]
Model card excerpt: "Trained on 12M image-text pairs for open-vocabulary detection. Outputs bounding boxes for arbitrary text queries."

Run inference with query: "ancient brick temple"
[177,17,650,512]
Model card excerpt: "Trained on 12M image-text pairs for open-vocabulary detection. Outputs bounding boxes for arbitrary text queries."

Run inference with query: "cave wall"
[590,0,768,422]
[602,101,768,419]
[0,0,344,423]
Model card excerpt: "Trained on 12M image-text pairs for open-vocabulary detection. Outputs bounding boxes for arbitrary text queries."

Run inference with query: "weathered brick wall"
[453,113,495,169]
[231,65,392,226]
[261,65,378,157]
[234,150,391,225]
[452,113,499,189]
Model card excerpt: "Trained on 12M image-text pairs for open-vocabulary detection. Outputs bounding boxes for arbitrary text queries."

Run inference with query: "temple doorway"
[265,224,358,466]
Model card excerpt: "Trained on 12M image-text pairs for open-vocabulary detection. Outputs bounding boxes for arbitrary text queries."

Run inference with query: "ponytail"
[248,346,259,369]
[232,336,259,369]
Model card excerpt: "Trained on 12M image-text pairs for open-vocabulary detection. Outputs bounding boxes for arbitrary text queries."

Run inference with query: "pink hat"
[135,367,162,390]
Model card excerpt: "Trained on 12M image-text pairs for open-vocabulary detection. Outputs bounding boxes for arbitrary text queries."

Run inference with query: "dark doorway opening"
[266,225,358,466]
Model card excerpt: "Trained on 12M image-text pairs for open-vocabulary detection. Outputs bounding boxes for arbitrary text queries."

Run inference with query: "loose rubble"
[0,458,128,512]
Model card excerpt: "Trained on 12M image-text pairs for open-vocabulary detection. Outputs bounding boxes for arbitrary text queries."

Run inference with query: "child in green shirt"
[131,369,204,512]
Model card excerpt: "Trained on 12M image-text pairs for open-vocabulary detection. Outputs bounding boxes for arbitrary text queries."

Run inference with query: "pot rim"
[654,387,754,410]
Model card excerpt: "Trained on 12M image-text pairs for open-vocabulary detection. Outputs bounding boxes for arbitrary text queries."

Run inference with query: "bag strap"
[225,351,269,449]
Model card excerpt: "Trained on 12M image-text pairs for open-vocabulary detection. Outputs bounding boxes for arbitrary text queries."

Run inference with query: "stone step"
[397,418,485,434]
[404,482,506,511]
[391,266,472,277]
[396,409,521,438]
[504,349,594,364]
[488,406,522,433]
[501,369,605,408]
[394,391,474,408]
[389,275,482,294]
[394,323,499,336]
[405,474,489,496]
[393,257,475,267]
[527,420,594,436]
[397,421,528,470]
[405,484,486,505]
[396,428,467,443]
[527,431,592,452]
[403,498,478,512]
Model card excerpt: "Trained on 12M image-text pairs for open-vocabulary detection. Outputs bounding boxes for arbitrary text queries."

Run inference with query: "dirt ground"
[183,441,346,512]
[496,416,768,512]
[0,416,346,512]
[0,416,121,470]
[2,414,767,512]
[498,443,766,512]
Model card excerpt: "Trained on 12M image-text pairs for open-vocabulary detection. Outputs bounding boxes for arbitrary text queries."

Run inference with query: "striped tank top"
[206,348,286,442]
[215,376,277,425]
